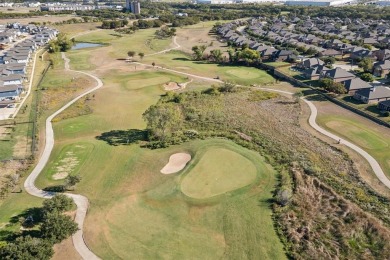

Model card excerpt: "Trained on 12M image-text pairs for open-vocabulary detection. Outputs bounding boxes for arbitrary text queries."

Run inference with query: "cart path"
[24,52,101,260]
[134,57,390,189]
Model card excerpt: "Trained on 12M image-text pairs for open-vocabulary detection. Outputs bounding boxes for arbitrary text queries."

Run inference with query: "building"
[378,100,390,111]
[126,0,140,14]
[354,86,390,104]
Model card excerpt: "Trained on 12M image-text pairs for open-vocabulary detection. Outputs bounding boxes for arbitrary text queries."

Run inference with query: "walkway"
[24,52,102,260]
[135,57,390,189]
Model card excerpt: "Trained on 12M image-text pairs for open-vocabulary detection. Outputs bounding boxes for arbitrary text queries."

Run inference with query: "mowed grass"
[74,28,172,58]
[181,147,258,199]
[144,51,276,86]
[83,139,285,259]
[317,115,390,176]
[37,142,94,186]
[34,65,285,259]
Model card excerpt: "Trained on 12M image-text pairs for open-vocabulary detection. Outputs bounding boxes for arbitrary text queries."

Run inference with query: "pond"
[72,42,104,50]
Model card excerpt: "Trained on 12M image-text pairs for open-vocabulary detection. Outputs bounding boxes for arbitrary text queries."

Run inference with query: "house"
[0,84,23,99]
[378,100,390,111]
[354,86,390,104]
[373,49,390,61]
[341,78,372,94]
[350,48,376,60]
[260,47,277,61]
[319,49,341,57]
[373,60,390,77]
[303,65,329,80]
[320,68,355,83]
[272,50,296,62]
[297,58,324,69]
[0,74,23,85]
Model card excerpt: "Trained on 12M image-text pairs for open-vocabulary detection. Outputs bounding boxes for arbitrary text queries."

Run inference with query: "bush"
[359,73,374,82]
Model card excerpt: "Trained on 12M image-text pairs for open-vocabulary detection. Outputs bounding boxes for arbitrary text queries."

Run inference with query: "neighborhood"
[217,16,390,111]
[0,23,57,115]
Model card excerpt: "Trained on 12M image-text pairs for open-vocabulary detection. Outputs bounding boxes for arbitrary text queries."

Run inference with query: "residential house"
[341,77,372,94]
[319,49,341,57]
[0,84,23,99]
[0,74,23,85]
[373,49,390,61]
[378,100,390,111]
[272,50,296,62]
[373,60,390,77]
[320,68,355,83]
[354,86,390,103]
[297,58,324,70]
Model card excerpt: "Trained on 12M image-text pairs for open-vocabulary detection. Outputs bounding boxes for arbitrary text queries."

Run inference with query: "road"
[24,53,102,260]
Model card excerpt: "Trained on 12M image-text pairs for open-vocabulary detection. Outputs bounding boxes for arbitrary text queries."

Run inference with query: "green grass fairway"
[317,115,390,176]
[38,142,94,185]
[181,148,258,199]
[144,51,276,86]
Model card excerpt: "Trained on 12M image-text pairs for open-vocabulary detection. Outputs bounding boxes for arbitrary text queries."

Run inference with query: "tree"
[42,194,73,214]
[276,189,291,206]
[209,49,223,63]
[138,52,145,60]
[360,73,374,82]
[48,33,73,53]
[65,175,81,190]
[358,57,373,73]
[320,56,336,65]
[327,82,347,94]
[127,51,136,59]
[227,48,235,63]
[143,103,183,141]
[305,47,318,56]
[40,212,78,244]
[239,48,260,65]
[191,45,207,61]
[0,236,53,260]
[219,81,236,93]
[319,78,334,89]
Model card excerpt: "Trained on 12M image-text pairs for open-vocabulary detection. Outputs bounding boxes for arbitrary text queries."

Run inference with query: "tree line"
[0,195,78,259]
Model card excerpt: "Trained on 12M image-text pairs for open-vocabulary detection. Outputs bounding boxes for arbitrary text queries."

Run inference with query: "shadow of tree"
[96,129,148,146]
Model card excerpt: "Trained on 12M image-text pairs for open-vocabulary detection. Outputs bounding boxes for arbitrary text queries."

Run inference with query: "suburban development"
[0,1,390,259]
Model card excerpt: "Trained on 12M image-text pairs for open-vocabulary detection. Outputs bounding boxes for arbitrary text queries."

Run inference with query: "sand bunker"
[161,153,191,174]
[163,82,181,91]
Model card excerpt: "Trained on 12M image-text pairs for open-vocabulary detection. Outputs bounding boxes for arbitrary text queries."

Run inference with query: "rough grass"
[74,28,172,58]
[317,115,390,176]
[181,147,258,199]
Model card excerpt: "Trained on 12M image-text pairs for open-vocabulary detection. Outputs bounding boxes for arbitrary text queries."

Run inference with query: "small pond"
[72,42,104,50]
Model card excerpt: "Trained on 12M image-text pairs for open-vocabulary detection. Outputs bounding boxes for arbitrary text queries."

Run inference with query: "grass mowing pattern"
[317,115,390,176]
[181,148,257,199]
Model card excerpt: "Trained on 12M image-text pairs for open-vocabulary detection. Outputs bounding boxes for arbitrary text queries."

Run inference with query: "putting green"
[225,68,261,79]
[181,148,257,199]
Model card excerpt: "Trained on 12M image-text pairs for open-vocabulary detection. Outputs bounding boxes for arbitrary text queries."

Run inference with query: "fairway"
[27,25,286,259]
[181,148,258,199]
[317,115,390,176]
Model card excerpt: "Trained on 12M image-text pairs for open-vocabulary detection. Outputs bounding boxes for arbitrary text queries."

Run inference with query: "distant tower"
[126,0,140,15]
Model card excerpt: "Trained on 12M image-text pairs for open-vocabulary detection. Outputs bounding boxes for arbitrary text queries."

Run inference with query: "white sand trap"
[163,82,181,91]
[161,153,191,174]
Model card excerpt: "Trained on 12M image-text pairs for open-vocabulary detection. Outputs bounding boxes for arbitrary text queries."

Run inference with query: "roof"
[324,68,355,79]
[0,84,22,93]
[379,99,390,106]
[375,60,390,70]
[356,86,390,100]
[341,78,372,91]
[301,58,324,68]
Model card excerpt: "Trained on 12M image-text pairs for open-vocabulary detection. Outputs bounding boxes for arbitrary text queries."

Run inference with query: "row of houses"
[217,18,390,109]
[0,25,58,102]
[298,59,390,105]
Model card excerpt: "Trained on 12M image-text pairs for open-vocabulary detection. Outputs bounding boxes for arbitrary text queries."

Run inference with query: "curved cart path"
[24,53,101,260]
[136,53,390,189]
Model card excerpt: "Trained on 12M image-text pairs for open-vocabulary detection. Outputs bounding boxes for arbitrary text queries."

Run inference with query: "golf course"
[3,18,390,260]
